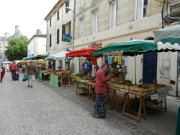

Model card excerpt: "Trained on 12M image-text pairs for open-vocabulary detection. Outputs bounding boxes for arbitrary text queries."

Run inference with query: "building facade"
[0,33,9,62]
[0,25,24,62]
[73,0,162,77]
[12,25,23,38]
[45,0,74,70]
[156,0,180,97]
[44,0,180,96]
[28,30,46,57]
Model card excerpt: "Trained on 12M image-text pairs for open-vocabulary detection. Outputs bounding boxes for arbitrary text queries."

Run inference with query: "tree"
[5,36,28,61]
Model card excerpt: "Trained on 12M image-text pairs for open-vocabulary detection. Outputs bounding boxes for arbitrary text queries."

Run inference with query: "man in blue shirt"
[82,59,89,75]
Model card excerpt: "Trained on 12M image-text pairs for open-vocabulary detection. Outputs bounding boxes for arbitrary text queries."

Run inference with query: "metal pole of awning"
[176,52,179,97]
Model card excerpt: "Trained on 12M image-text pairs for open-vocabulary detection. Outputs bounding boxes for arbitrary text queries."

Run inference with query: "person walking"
[0,67,5,82]
[27,61,36,88]
[92,63,113,118]
[9,61,18,80]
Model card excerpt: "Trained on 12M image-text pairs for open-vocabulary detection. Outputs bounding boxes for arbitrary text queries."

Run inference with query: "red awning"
[66,48,97,58]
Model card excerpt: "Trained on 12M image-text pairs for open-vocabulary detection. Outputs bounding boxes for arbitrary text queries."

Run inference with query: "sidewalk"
[0,72,179,135]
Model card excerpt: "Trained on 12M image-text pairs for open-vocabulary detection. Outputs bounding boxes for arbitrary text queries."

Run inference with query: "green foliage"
[122,79,132,86]
[5,36,28,61]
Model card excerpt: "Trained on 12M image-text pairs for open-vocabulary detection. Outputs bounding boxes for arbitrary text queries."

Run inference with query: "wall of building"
[157,50,178,96]
[46,0,74,54]
[28,38,37,57]
[73,0,162,78]
[0,41,3,54]
[37,38,46,55]
[28,36,46,57]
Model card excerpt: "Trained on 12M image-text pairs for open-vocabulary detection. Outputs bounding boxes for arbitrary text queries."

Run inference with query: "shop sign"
[88,42,102,49]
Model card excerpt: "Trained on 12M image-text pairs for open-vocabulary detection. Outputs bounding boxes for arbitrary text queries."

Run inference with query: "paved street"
[0,72,179,135]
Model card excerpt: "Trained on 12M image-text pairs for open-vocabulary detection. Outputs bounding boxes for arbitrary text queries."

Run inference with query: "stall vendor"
[82,59,91,76]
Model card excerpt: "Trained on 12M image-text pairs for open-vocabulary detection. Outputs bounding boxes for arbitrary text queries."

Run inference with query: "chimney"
[15,25,19,33]
[4,32,9,39]
[36,29,41,35]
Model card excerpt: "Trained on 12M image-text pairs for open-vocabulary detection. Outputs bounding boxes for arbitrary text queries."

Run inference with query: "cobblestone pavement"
[0,72,179,135]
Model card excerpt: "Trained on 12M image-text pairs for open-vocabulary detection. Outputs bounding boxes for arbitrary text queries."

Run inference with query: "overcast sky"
[0,0,58,39]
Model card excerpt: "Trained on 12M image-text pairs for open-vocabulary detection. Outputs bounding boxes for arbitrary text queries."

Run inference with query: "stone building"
[28,29,46,57]
[12,25,23,38]
[0,33,9,62]
[73,0,162,79]
[0,25,24,62]
[44,0,74,70]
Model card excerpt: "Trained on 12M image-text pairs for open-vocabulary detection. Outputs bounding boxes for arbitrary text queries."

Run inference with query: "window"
[62,22,71,42]
[57,29,59,44]
[135,0,148,20]
[50,18,51,27]
[109,1,117,28]
[80,0,84,8]
[79,18,84,37]
[92,10,98,34]
[62,24,65,41]
[143,0,148,17]
[49,34,52,47]
[65,21,71,34]
[57,10,59,20]
[65,1,69,13]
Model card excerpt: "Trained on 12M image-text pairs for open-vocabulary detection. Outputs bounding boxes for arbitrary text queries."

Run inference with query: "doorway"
[143,52,157,83]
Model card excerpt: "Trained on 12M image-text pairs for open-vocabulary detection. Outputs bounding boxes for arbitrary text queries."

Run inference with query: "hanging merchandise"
[108,56,113,65]
[118,57,122,65]
[114,56,118,62]
[92,57,97,65]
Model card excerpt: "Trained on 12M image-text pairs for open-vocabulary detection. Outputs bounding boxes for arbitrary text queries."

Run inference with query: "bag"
[13,73,19,80]
[22,74,28,82]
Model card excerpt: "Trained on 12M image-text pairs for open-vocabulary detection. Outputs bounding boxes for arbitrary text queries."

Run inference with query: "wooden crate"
[128,85,154,95]
[155,84,167,89]
[77,87,89,95]
[120,85,129,90]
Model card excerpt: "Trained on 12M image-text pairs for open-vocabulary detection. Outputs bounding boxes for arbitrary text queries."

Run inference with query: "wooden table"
[74,78,168,122]
[75,79,95,100]
[122,85,155,122]
[56,73,71,87]
[84,80,96,101]
[107,83,167,122]
[41,70,53,80]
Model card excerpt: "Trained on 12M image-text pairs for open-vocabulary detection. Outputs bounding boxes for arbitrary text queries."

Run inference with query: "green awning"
[92,40,157,57]
[45,51,69,61]
[154,25,180,44]
[35,54,49,60]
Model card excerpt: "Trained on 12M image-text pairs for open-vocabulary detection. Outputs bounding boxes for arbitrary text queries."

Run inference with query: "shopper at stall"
[92,63,113,118]
[27,61,36,88]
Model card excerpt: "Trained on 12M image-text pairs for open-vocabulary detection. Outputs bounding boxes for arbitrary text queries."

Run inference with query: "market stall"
[154,25,180,134]
[106,82,167,122]
[154,25,180,97]
[45,51,72,87]
[72,73,96,100]
[92,40,158,84]
[39,69,54,80]
[91,40,170,121]
[54,69,71,87]
[66,48,98,95]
